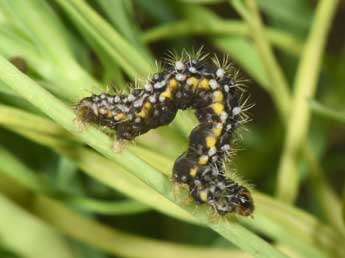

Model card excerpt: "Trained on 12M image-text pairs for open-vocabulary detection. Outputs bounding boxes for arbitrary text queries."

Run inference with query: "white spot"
[226,124,232,131]
[188,66,197,73]
[118,104,129,113]
[91,103,98,115]
[175,73,186,81]
[159,95,166,102]
[199,155,209,164]
[211,156,218,162]
[211,168,219,176]
[208,147,217,156]
[221,144,230,151]
[107,96,114,103]
[149,95,156,103]
[216,68,225,78]
[209,185,216,193]
[220,112,228,122]
[135,117,141,123]
[186,77,194,85]
[127,114,133,120]
[175,61,185,70]
[100,94,106,99]
[154,81,166,89]
[209,79,218,89]
[144,83,153,92]
[127,94,135,102]
[217,181,226,190]
[114,96,120,103]
[224,84,230,92]
[213,91,221,98]
[232,106,241,116]
[216,123,223,129]
[133,100,142,108]
[101,100,107,106]
[194,179,201,186]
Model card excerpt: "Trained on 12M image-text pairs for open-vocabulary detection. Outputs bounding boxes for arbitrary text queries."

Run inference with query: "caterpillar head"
[230,187,254,216]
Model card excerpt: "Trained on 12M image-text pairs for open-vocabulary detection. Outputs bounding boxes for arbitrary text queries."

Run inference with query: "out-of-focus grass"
[0,0,344,258]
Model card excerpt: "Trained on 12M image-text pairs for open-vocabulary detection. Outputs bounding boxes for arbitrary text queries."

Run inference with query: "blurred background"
[0,0,344,258]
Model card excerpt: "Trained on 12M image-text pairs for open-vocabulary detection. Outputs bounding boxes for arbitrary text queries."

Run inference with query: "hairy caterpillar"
[75,50,254,217]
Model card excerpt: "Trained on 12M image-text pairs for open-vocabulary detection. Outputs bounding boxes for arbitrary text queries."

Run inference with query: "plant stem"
[310,100,345,124]
[142,20,303,56]
[230,0,343,232]
[276,0,339,202]
[231,0,291,121]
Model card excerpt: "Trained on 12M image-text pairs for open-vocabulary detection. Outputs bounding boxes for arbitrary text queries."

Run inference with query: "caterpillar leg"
[112,138,129,153]
[73,116,88,132]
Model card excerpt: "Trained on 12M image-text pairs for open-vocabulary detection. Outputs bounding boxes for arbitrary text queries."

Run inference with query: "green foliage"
[0,0,344,258]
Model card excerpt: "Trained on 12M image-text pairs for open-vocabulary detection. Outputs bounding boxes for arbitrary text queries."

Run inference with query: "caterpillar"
[75,50,254,217]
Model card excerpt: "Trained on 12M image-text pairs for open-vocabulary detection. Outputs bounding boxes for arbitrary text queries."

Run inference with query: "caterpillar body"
[75,51,254,217]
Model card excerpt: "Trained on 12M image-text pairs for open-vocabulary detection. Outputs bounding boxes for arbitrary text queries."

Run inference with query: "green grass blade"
[0,153,258,258]
[66,198,150,215]
[54,0,153,78]
[0,0,101,100]
[143,20,303,56]
[96,0,153,59]
[0,193,75,258]
[310,100,345,124]
[230,0,291,121]
[1,103,344,258]
[276,0,339,202]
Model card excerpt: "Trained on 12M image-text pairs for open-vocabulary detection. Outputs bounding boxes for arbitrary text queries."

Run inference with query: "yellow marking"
[213,126,223,137]
[99,108,107,115]
[168,79,178,90]
[187,77,199,88]
[199,190,208,202]
[206,136,216,148]
[137,102,152,118]
[198,78,209,89]
[144,102,151,109]
[106,110,113,118]
[213,91,224,102]
[190,167,198,177]
[160,89,172,99]
[198,155,209,165]
[115,113,126,121]
[211,103,224,115]
[137,111,145,117]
